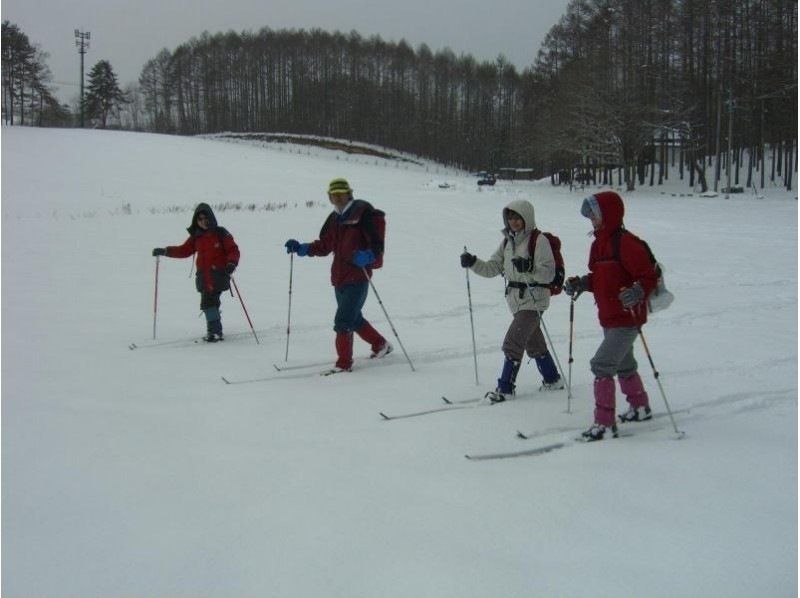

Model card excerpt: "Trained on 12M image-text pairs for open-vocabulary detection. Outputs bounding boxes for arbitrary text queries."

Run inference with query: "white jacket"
[470,199,555,314]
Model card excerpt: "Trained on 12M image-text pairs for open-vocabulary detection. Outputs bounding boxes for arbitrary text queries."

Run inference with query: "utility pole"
[74,29,90,127]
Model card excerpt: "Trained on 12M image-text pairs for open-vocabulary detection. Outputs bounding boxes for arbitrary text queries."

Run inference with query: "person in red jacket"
[152,203,240,342]
[564,191,658,441]
[285,178,392,373]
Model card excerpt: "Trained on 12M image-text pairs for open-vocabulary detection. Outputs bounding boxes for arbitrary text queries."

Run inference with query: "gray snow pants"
[589,327,640,378]
[501,310,548,361]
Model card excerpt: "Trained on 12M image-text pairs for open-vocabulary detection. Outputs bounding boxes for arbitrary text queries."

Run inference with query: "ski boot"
[581,423,618,442]
[619,405,652,422]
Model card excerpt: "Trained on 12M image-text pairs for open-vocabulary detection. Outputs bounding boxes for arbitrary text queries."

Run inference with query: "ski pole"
[153,255,160,340]
[635,323,684,437]
[526,286,571,410]
[230,276,260,344]
[538,311,571,407]
[464,245,480,385]
[567,296,576,414]
[361,267,415,372]
[284,253,294,361]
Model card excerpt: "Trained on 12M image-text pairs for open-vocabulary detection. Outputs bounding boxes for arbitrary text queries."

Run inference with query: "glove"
[564,275,588,297]
[460,252,477,268]
[152,248,166,257]
[225,262,236,276]
[511,257,533,273]
[352,249,376,268]
[619,282,645,308]
[285,240,310,256]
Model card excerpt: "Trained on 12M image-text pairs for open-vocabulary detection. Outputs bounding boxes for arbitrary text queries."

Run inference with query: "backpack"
[612,229,674,313]
[338,199,385,269]
[505,229,565,295]
[362,205,386,269]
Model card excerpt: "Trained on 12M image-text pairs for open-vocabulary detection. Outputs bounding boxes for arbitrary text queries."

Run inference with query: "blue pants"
[334,282,369,333]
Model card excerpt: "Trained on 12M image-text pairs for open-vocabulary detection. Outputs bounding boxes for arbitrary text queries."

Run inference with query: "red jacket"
[308,200,384,287]
[586,192,657,328]
[166,204,240,293]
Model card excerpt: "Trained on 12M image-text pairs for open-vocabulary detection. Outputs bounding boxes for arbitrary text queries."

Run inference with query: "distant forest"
[3,0,797,190]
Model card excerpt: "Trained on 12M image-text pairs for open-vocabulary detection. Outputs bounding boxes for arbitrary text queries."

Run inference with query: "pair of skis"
[129,330,256,350]
[466,410,687,460]
[378,393,519,421]
[221,354,397,385]
[379,393,686,459]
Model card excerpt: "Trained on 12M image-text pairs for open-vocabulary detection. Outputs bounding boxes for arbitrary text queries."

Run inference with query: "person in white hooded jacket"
[460,199,563,402]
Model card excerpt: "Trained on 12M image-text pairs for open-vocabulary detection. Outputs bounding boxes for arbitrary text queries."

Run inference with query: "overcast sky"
[3,0,571,105]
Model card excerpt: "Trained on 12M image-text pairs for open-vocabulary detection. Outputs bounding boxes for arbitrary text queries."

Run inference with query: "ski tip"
[441,396,453,405]
[379,412,391,421]
[221,376,231,385]
[272,364,281,372]
[516,431,528,440]
[128,343,137,350]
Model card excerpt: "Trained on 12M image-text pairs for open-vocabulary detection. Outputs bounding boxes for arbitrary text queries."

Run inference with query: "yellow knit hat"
[328,178,353,195]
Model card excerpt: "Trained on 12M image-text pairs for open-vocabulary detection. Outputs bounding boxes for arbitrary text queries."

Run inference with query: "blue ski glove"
[285,239,310,256]
[460,252,477,268]
[225,262,236,275]
[352,249,376,268]
[619,282,644,308]
[152,248,166,256]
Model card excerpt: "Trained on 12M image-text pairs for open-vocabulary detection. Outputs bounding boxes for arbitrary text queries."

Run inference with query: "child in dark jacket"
[152,203,240,342]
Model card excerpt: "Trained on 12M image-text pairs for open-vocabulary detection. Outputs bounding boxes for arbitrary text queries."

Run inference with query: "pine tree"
[84,60,127,128]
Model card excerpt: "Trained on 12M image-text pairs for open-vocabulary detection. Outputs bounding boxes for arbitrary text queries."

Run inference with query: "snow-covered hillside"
[2,127,797,597]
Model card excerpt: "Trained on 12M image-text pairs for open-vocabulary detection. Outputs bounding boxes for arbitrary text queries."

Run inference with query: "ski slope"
[2,127,797,597]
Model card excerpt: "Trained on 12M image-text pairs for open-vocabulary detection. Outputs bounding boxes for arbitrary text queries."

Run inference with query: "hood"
[187,202,218,235]
[503,199,536,234]
[586,191,624,235]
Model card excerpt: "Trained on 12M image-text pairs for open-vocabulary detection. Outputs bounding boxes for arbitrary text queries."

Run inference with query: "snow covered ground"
[2,127,797,597]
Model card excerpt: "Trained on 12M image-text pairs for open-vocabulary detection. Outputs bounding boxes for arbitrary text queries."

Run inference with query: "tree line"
[129,0,795,189]
[3,1,797,190]
[1,21,69,126]
[530,0,797,191]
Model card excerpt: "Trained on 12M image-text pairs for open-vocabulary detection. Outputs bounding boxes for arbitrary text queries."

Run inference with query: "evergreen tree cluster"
[2,21,128,129]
